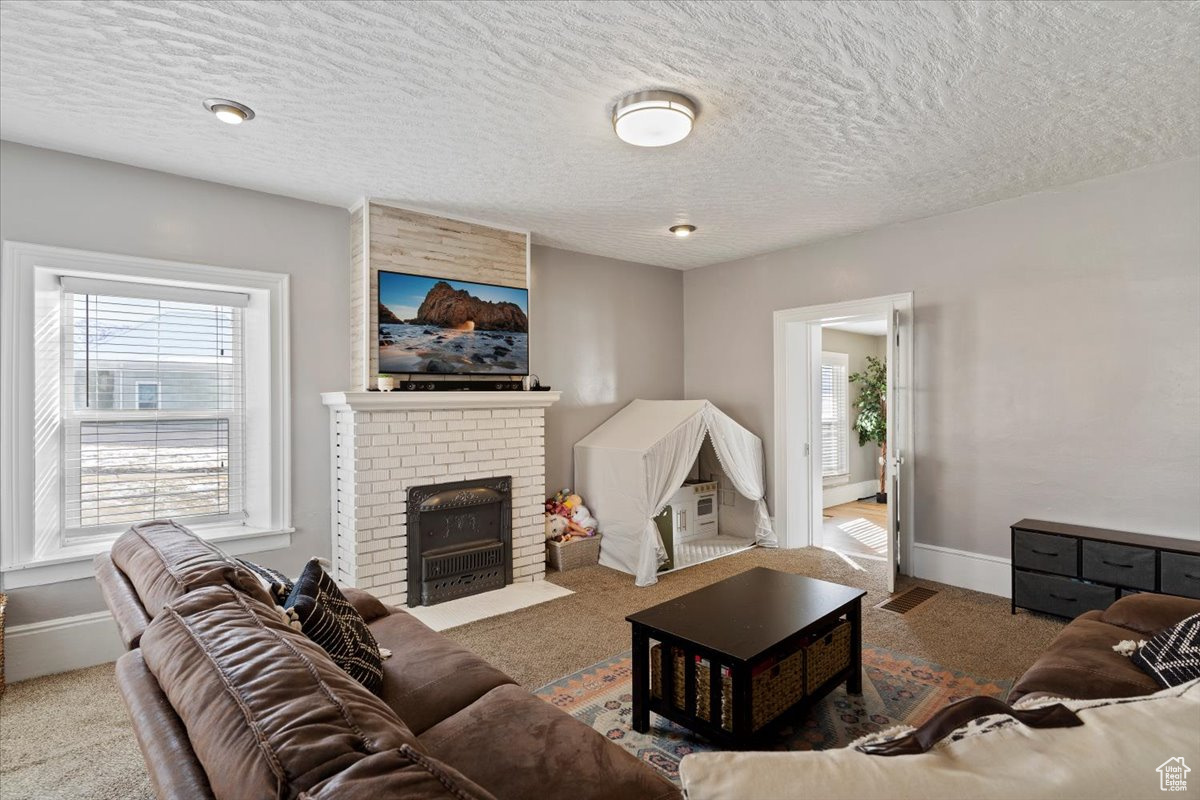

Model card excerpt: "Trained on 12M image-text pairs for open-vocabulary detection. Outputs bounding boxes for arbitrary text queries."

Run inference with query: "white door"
[884,310,900,592]
[884,305,913,592]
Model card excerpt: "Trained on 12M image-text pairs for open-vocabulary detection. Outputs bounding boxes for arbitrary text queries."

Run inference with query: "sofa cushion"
[678,678,1200,800]
[140,585,420,800]
[109,519,275,614]
[1097,592,1200,637]
[1131,612,1200,688]
[341,586,392,623]
[369,610,515,735]
[419,683,680,800]
[285,559,385,694]
[298,745,498,800]
[1008,616,1161,703]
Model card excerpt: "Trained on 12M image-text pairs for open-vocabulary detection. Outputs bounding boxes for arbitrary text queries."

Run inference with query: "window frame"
[819,351,851,483]
[60,286,247,540]
[1,241,292,589]
[134,380,162,410]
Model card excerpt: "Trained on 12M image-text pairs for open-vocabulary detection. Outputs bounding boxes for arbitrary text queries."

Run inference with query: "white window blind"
[820,352,849,478]
[60,280,247,536]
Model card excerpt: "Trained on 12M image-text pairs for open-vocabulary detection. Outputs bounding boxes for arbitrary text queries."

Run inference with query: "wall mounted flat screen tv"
[377,271,529,375]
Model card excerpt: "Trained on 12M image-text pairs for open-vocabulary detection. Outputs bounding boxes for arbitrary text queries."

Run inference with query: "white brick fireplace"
[321,390,561,607]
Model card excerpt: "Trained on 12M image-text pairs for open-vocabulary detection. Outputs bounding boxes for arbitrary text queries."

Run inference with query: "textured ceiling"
[2,1,1198,270]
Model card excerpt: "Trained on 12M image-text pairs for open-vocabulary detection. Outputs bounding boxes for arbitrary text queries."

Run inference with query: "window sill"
[822,474,851,488]
[0,525,294,590]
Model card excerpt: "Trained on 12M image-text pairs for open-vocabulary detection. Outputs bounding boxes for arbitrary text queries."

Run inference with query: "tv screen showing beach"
[377,272,529,375]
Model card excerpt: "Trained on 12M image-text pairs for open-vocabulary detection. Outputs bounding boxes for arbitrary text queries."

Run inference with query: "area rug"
[534,646,1012,785]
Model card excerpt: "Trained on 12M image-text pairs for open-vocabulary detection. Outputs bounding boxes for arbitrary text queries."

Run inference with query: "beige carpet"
[0,547,1064,799]
[445,546,1064,689]
[0,663,153,800]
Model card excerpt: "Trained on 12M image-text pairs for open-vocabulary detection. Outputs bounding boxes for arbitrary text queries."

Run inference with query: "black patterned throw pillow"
[1131,612,1200,688]
[285,559,384,694]
[237,558,294,606]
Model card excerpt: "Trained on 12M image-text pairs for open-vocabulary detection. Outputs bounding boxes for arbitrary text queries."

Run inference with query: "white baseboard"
[4,610,123,683]
[822,480,878,509]
[912,542,1011,598]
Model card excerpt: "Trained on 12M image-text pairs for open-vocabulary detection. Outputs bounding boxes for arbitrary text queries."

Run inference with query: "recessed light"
[613,91,696,147]
[203,98,255,125]
[670,224,696,238]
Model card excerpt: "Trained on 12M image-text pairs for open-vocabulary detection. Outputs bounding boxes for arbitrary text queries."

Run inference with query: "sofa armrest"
[116,650,216,800]
[94,553,152,649]
[341,585,392,623]
[1098,592,1200,637]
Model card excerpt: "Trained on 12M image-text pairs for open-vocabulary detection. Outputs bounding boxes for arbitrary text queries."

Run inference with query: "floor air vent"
[876,586,938,614]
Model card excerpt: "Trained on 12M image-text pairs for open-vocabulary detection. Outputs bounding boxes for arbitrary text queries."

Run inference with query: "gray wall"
[684,158,1200,557]
[0,143,684,625]
[530,245,684,492]
[0,141,352,625]
[820,328,886,490]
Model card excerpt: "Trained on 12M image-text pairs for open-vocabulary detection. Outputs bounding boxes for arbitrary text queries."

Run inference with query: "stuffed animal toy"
[564,494,598,535]
[545,513,569,542]
[545,489,599,541]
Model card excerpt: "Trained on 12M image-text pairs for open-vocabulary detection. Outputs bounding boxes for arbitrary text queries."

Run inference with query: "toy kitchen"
[654,478,720,571]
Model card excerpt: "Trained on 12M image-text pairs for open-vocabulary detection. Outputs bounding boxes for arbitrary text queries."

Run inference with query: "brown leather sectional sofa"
[1008,591,1200,703]
[98,520,1196,800]
[95,520,679,800]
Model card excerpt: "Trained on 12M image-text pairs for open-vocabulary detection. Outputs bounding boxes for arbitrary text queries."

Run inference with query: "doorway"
[773,294,914,592]
[819,316,889,560]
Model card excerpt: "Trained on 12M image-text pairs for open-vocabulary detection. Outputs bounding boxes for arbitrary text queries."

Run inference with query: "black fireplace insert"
[406,476,513,606]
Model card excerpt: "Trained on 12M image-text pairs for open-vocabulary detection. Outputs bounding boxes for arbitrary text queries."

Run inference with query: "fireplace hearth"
[407,476,513,607]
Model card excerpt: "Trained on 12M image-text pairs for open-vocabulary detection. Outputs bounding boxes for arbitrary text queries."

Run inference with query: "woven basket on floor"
[0,592,7,695]
[650,619,852,733]
[546,531,602,571]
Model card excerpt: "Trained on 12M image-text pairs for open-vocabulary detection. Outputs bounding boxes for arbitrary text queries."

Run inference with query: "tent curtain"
[702,404,778,548]
[635,414,709,586]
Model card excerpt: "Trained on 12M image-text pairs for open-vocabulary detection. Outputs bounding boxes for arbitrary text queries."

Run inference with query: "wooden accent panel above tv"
[370,205,526,288]
[349,200,530,388]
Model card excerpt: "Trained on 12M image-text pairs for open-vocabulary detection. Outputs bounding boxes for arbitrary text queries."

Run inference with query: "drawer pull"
[1048,593,1077,602]
[1101,560,1133,569]
[1031,549,1060,556]
[1185,573,1200,581]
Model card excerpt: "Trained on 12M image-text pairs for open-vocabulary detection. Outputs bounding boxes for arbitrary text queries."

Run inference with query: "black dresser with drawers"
[1011,518,1200,619]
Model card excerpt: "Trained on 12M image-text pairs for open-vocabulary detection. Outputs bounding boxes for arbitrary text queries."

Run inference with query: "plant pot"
[875,492,888,504]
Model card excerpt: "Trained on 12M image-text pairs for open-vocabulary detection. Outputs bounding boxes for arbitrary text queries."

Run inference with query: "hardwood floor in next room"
[823,499,889,559]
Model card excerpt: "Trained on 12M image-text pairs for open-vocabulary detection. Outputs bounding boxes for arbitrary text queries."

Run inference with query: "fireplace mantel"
[321,390,561,412]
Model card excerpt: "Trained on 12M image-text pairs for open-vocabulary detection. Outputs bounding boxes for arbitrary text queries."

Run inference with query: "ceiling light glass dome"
[612,91,696,147]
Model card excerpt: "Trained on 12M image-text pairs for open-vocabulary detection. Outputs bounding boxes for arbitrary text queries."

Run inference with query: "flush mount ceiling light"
[670,224,696,238]
[203,98,255,125]
[613,90,696,147]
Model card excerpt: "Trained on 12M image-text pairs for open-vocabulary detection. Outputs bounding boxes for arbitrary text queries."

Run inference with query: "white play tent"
[574,399,777,586]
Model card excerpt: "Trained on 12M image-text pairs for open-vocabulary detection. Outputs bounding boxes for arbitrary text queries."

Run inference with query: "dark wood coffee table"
[627,568,866,746]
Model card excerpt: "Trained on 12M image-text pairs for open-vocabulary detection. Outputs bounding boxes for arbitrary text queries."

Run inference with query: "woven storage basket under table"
[546,533,602,571]
[650,619,852,733]
[804,620,852,693]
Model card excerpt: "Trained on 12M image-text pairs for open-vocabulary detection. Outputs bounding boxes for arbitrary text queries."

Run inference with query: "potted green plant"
[849,355,887,503]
